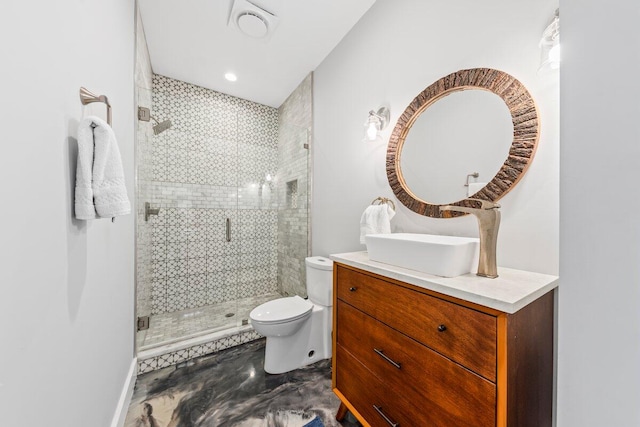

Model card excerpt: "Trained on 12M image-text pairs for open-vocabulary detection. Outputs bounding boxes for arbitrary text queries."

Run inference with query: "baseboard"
[110,357,137,427]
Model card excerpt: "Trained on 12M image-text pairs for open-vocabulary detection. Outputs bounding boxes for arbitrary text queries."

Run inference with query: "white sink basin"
[365,233,479,277]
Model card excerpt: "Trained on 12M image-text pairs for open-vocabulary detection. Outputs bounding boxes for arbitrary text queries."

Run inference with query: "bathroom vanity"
[330,252,558,427]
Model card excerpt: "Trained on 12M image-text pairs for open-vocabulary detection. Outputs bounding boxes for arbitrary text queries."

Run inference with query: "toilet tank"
[305,256,334,306]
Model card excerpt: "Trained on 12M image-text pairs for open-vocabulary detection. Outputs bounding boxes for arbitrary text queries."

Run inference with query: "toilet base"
[263,305,332,374]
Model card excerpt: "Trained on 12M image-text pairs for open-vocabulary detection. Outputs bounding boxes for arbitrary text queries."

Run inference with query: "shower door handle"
[226,218,231,242]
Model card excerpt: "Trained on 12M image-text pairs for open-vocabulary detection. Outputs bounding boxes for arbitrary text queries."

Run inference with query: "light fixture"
[224,72,238,82]
[365,107,390,142]
[539,9,560,72]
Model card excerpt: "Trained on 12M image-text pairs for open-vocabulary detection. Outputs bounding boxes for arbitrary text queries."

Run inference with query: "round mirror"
[400,90,513,205]
[387,68,539,218]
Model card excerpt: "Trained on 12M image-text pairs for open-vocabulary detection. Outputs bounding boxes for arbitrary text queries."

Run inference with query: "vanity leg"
[336,403,348,421]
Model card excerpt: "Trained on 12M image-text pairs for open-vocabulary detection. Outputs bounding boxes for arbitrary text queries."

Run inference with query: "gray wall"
[313,0,560,276]
[313,0,640,424]
[558,0,640,425]
[0,1,135,425]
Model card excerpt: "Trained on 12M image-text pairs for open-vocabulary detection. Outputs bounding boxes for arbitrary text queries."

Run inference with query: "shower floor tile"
[138,293,282,350]
[125,339,361,427]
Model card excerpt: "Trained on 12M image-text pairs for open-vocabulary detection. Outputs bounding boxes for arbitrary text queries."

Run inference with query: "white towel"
[360,204,396,244]
[74,116,131,220]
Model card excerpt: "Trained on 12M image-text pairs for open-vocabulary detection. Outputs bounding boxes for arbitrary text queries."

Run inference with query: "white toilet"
[249,256,334,374]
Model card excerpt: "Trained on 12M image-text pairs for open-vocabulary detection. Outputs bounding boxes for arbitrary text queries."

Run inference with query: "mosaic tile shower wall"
[137,329,262,374]
[277,74,313,297]
[138,74,279,316]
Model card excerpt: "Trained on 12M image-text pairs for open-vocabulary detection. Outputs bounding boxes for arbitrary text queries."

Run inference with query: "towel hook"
[80,87,112,126]
[371,197,396,211]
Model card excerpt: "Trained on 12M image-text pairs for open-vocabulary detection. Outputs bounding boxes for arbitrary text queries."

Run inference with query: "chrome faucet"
[440,199,501,279]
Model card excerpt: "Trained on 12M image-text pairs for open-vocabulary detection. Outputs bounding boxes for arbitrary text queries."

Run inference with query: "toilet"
[249,256,334,374]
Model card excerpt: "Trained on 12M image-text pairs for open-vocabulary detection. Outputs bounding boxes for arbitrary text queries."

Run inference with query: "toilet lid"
[250,296,313,324]
[305,256,333,271]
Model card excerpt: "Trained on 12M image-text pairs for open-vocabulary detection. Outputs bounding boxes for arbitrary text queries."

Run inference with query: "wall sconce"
[539,9,560,72]
[365,107,390,141]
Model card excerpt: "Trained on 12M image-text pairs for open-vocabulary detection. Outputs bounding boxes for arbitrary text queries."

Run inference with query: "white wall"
[558,0,640,425]
[0,1,135,426]
[313,0,559,275]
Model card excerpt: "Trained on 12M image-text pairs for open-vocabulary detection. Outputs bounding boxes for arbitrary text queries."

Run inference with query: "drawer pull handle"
[373,405,399,427]
[437,324,447,332]
[374,348,401,369]
[349,287,357,292]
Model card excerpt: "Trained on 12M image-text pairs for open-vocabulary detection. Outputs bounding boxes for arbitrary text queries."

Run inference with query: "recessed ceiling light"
[224,72,238,82]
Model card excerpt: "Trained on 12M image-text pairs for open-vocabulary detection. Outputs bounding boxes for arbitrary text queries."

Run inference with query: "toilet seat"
[250,296,313,325]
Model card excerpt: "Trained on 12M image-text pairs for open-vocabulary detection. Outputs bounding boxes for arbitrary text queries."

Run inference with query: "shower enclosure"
[135,71,312,355]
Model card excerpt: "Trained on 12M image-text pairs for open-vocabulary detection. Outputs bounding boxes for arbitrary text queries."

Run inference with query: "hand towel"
[467,182,487,197]
[74,119,98,219]
[74,116,131,219]
[360,204,396,244]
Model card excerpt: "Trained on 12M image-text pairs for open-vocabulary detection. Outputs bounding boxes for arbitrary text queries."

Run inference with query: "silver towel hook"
[371,197,396,211]
[80,87,112,126]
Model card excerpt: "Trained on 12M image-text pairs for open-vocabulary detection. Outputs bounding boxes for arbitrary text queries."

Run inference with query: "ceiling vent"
[229,0,280,40]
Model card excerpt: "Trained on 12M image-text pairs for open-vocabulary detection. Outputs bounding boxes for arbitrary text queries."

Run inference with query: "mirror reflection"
[400,90,513,205]
[387,68,540,218]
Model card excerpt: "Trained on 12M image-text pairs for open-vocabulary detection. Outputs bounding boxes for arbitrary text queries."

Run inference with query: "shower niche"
[287,180,298,209]
[135,46,312,370]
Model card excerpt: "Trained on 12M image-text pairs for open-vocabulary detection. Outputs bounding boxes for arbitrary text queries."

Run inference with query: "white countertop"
[330,251,559,314]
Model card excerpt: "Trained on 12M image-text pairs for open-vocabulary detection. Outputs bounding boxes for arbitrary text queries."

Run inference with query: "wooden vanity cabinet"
[332,263,554,427]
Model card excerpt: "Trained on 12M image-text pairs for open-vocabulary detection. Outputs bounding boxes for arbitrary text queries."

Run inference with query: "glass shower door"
[276,123,311,298]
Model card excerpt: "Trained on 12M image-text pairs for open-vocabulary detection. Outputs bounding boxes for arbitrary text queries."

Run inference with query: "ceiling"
[138,0,377,108]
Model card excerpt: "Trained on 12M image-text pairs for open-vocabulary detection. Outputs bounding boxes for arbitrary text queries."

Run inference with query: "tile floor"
[138,293,282,350]
[126,339,360,427]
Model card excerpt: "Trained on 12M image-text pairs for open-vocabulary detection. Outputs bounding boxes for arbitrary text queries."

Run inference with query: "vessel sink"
[365,233,479,277]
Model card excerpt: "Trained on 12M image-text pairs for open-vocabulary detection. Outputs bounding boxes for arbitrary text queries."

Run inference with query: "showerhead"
[137,107,172,135]
[152,118,172,135]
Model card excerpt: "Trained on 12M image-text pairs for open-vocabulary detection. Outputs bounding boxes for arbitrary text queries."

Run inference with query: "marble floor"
[138,293,282,350]
[126,339,360,427]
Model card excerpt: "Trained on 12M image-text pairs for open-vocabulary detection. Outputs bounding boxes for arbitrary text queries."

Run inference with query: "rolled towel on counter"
[467,182,487,197]
[360,204,396,244]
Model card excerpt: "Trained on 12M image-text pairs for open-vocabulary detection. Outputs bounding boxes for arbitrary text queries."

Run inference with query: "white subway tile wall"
[277,74,313,297]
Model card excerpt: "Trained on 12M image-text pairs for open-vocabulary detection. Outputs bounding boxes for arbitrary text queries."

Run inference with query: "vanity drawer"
[336,265,497,381]
[336,344,436,427]
[337,301,496,427]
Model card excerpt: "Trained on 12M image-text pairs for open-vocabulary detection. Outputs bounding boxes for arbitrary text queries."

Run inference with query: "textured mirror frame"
[386,68,540,218]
